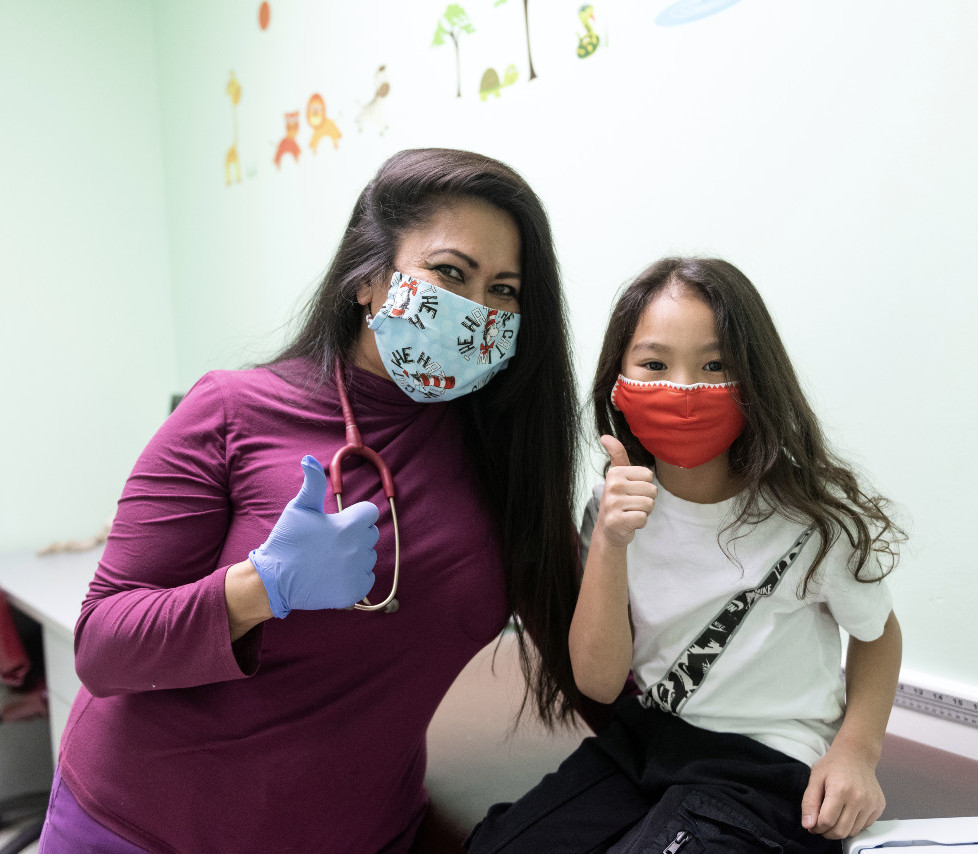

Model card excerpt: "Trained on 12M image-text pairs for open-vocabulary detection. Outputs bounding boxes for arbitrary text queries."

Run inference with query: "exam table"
[419,630,978,852]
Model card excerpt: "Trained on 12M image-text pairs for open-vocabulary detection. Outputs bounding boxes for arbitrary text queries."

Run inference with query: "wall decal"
[494,0,537,81]
[479,64,518,101]
[225,72,242,186]
[656,0,743,26]
[432,5,476,98]
[356,65,391,135]
[307,94,341,152]
[258,2,270,30]
[274,111,301,168]
[577,4,599,58]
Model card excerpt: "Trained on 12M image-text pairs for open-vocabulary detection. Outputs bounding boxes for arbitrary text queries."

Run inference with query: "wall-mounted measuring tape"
[893,680,978,729]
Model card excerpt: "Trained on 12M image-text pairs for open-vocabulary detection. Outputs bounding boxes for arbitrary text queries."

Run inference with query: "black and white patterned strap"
[641,526,816,714]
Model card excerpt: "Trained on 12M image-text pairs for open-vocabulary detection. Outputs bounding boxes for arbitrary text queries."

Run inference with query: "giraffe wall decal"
[225,71,242,186]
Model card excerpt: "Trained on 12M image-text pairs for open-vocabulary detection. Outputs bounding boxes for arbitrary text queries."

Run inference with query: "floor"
[0,791,45,854]
[0,819,41,853]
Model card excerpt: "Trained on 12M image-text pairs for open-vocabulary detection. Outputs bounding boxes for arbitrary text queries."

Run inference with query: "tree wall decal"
[495,0,537,81]
[432,5,476,98]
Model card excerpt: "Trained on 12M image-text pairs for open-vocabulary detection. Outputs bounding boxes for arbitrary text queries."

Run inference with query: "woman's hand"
[249,455,379,618]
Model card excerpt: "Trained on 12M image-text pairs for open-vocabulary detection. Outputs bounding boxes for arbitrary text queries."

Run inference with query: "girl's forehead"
[635,286,715,333]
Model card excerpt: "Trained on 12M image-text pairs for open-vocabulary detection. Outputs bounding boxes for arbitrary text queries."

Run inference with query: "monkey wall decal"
[274,111,301,168]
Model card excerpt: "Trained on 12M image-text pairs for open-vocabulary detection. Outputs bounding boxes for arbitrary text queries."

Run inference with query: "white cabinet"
[0,549,96,766]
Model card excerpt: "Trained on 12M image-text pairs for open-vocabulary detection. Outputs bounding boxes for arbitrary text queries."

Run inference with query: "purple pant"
[39,767,147,853]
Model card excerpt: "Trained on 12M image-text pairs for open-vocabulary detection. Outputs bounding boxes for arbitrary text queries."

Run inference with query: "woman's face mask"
[366,272,521,402]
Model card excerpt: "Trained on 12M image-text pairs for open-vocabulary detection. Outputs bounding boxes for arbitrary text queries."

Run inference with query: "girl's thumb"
[600,435,632,468]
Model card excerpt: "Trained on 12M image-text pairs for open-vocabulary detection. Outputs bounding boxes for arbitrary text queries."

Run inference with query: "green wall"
[1,0,177,550]
[3,0,977,692]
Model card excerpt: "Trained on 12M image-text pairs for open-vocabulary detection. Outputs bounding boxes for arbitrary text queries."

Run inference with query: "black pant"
[467,699,841,854]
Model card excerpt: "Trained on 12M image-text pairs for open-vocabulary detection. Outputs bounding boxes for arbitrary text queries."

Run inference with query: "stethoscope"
[330,360,401,613]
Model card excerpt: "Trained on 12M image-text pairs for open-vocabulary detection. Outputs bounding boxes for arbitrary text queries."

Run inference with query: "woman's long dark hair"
[272,148,582,724]
[592,257,905,592]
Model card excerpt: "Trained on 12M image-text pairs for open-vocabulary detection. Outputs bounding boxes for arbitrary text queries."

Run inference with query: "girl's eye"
[704,360,723,372]
[643,360,667,371]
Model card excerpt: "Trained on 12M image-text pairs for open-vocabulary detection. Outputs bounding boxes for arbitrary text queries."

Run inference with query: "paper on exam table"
[889,848,978,853]
[845,816,978,852]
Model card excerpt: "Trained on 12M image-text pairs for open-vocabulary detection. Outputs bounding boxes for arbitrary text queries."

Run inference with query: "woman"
[41,148,583,853]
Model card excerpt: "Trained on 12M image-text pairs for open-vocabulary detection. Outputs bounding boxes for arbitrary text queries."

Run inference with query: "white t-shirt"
[581,479,893,767]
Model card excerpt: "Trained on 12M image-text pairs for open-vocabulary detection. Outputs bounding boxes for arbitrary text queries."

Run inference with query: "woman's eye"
[489,283,519,300]
[434,265,464,282]
[704,360,723,372]
[643,361,667,371]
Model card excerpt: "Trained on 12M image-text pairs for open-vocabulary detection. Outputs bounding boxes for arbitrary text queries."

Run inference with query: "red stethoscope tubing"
[330,360,401,613]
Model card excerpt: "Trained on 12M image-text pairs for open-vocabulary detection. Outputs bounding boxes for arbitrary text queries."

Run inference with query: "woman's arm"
[569,436,655,703]
[75,374,260,697]
[800,610,902,840]
[225,559,274,641]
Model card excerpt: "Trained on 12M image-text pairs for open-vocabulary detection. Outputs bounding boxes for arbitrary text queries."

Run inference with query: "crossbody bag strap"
[640,525,816,715]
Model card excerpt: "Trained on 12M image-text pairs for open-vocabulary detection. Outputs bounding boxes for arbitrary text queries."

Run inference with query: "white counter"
[0,548,99,765]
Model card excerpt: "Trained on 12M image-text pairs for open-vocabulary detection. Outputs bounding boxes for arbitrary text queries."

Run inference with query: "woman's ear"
[356,280,375,307]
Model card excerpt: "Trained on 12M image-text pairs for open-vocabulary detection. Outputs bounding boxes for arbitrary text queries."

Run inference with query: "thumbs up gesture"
[595,435,657,549]
[250,455,380,618]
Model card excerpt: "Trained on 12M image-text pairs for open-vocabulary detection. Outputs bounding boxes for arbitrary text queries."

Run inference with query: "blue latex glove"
[250,455,380,618]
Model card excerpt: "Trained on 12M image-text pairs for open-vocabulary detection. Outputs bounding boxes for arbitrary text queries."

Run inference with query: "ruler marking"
[893,681,978,729]
[841,669,978,728]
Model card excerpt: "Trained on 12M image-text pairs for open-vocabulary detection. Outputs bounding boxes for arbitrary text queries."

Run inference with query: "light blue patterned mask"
[366,272,521,402]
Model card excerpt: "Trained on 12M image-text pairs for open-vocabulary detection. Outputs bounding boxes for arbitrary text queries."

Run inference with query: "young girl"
[468,257,905,853]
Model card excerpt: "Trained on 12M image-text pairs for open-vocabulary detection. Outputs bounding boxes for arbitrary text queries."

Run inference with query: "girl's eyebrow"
[629,340,668,353]
[429,248,520,279]
[629,340,721,353]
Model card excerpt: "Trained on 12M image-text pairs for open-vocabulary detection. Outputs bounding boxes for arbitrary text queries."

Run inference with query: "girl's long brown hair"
[592,257,905,592]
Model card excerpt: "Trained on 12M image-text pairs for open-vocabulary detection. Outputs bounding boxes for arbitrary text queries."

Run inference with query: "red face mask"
[611,376,746,468]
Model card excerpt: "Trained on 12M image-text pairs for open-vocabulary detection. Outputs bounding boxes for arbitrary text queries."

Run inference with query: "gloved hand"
[250,455,380,618]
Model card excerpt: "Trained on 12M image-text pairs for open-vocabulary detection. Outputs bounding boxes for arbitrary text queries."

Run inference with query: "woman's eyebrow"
[429,248,521,279]
[430,248,479,267]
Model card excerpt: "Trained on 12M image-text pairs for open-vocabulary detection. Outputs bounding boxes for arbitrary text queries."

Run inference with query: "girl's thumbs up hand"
[596,435,657,548]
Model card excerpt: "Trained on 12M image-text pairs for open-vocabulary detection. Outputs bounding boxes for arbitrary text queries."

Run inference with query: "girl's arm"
[800,610,902,840]
[569,436,655,703]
